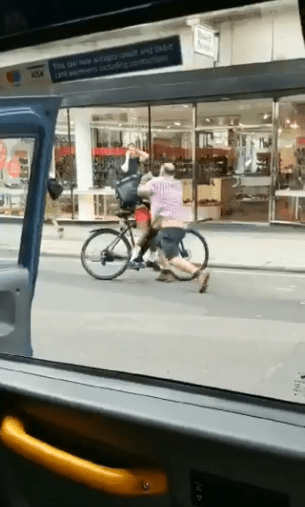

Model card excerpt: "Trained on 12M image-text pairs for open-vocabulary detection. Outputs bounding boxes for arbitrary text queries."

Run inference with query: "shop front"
[1,96,305,225]
[47,98,274,223]
[0,0,304,224]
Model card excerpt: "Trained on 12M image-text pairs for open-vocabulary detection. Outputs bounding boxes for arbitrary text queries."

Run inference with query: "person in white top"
[121,143,149,178]
[137,163,210,292]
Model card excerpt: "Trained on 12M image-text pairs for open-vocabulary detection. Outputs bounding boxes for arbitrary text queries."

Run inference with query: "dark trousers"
[138,227,159,256]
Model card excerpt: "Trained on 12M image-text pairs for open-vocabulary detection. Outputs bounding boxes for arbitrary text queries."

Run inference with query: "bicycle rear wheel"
[81,228,131,280]
[170,229,209,281]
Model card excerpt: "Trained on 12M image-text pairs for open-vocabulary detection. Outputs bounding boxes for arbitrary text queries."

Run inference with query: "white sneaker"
[130,246,141,262]
[147,251,157,262]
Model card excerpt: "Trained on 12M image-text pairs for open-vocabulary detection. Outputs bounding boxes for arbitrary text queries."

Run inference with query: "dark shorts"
[156,227,185,260]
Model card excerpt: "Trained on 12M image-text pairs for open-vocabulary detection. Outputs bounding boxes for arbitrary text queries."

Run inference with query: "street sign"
[7,158,21,178]
[194,25,216,59]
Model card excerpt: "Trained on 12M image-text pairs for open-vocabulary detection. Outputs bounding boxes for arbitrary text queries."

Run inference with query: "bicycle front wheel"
[171,229,209,281]
[81,228,131,280]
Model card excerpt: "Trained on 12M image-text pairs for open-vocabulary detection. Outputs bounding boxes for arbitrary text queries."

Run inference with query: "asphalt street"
[31,257,305,400]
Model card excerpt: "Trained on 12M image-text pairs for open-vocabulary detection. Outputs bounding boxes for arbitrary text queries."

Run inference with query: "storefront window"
[91,106,149,187]
[196,99,273,222]
[44,100,277,223]
[51,108,76,219]
[275,96,305,223]
[91,106,149,218]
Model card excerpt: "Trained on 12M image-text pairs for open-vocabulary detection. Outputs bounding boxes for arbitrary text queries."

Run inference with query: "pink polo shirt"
[140,176,191,223]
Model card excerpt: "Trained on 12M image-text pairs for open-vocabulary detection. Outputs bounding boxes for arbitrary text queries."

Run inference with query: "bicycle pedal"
[128,261,146,270]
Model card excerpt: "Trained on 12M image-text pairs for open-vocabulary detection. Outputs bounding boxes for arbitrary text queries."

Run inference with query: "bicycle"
[81,209,209,281]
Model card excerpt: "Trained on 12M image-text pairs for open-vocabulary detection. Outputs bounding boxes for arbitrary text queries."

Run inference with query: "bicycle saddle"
[116,210,133,218]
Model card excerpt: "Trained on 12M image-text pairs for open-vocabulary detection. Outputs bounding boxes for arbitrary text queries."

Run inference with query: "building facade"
[0,0,305,223]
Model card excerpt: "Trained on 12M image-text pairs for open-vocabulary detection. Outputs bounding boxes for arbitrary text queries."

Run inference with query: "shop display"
[198,199,219,205]
[54,134,76,189]
[14,152,29,181]
[197,156,229,184]
[275,99,305,222]
[92,157,125,188]
[235,192,269,201]
[256,153,271,174]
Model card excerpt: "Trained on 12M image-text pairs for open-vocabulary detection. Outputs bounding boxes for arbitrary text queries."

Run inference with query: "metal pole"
[67,108,74,219]
[269,99,279,223]
[192,103,197,223]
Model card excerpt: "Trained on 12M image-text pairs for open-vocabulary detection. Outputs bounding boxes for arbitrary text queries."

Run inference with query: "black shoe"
[129,259,146,270]
[146,260,161,271]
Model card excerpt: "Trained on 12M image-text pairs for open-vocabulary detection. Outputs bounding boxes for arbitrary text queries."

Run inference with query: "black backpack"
[47,178,64,201]
[115,173,142,210]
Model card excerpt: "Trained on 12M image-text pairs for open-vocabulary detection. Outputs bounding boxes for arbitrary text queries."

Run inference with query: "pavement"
[3,219,305,272]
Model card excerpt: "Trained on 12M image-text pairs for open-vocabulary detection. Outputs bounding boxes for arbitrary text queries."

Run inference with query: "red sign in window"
[7,158,21,178]
[0,141,7,169]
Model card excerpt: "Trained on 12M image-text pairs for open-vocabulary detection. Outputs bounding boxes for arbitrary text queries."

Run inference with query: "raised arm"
[135,147,149,162]
[138,179,153,197]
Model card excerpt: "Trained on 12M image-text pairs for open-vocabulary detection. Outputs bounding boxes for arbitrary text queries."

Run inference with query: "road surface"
[31,257,305,402]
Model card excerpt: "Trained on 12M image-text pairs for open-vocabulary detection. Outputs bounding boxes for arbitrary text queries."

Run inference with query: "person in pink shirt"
[137,163,210,292]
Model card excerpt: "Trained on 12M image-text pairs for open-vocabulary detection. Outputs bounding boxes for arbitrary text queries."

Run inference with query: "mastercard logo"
[6,71,22,85]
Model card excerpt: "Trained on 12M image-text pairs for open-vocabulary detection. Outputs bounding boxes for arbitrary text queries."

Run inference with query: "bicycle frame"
[120,218,136,248]
[91,220,190,262]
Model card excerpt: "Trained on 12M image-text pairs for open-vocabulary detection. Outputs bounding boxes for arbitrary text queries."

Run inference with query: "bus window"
[1,0,305,407]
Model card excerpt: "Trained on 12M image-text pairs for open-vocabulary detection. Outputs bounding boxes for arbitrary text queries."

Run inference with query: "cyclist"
[129,164,160,269]
[137,162,210,292]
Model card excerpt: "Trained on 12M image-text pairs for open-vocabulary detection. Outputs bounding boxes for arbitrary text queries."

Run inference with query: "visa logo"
[31,70,44,78]
[6,71,22,84]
